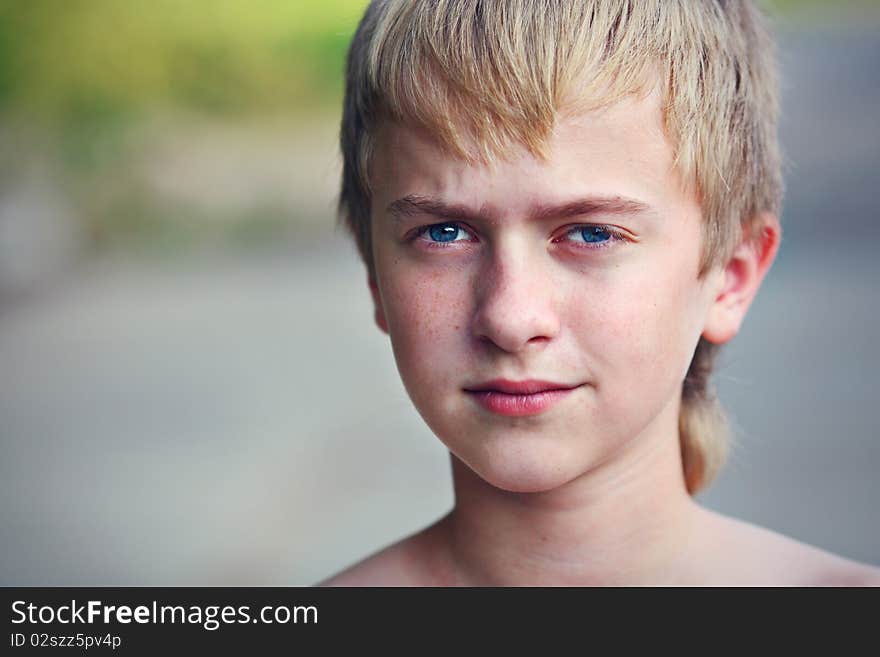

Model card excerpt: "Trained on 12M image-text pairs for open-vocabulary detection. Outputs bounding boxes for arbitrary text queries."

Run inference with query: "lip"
[463,379,582,417]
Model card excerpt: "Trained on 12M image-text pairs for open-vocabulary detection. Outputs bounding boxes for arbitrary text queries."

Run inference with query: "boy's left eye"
[561,225,616,245]
[554,224,626,249]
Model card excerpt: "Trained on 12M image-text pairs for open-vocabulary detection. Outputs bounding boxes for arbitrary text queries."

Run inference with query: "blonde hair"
[339,0,782,494]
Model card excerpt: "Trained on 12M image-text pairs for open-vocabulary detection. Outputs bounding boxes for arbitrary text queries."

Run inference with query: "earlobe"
[702,213,781,345]
[368,276,389,334]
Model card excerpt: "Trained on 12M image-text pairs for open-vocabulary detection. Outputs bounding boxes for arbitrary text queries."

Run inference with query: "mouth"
[463,379,582,417]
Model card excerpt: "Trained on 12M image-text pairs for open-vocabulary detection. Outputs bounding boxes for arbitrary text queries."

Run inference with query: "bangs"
[365,0,663,162]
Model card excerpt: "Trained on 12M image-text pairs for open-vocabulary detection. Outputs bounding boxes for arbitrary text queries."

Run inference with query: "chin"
[458,441,587,494]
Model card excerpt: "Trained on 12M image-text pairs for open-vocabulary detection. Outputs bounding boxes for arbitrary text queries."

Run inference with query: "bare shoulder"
[316,518,453,587]
[316,537,423,587]
[698,509,880,586]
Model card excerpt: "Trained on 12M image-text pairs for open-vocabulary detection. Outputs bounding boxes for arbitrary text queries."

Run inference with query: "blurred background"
[1,0,878,585]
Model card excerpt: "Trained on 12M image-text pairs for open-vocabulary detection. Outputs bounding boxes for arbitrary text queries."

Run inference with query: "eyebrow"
[387,195,493,223]
[386,194,653,224]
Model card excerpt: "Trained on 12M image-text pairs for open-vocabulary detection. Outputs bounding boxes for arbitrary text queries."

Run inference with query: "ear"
[368,275,389,334]
[702,213,781,345]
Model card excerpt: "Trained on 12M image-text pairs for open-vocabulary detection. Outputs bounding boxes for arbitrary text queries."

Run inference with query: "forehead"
[370,87,694,218]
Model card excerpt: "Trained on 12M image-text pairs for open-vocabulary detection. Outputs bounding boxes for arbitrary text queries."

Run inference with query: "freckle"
[453,324,460,330]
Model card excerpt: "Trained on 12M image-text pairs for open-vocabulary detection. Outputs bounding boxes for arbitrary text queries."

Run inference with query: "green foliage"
[0,0,368,254]
[0,0,368,122]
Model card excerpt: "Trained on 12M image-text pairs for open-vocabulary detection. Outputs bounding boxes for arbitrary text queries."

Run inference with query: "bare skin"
[321,89,880,587]
[321,461,880,587]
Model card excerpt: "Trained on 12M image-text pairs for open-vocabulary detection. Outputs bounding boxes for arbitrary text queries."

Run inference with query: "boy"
[323,0,880,585]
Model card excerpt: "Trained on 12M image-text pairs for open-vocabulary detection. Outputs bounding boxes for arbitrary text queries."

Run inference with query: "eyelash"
[410,222,627,251]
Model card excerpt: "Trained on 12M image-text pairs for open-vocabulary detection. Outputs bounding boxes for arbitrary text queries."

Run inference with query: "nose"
[471,246,561,353]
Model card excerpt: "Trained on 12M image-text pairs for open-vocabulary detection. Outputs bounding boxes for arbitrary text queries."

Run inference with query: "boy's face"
[367,89,734,493]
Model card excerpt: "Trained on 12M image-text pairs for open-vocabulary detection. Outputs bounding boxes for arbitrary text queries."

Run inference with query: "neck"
[437,409,702,586]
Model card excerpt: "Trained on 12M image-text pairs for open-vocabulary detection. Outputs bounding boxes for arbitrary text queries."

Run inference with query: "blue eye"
[576,226,611,243]
[411,222,477,249]
[426,223,467,243]
[559,225,623,248]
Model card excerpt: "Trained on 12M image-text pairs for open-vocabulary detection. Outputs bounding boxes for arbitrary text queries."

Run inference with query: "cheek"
[379,261,471,381]
[573,255,703,396]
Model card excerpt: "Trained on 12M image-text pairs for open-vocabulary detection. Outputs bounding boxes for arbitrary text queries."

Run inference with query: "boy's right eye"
[416,222,477,245]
